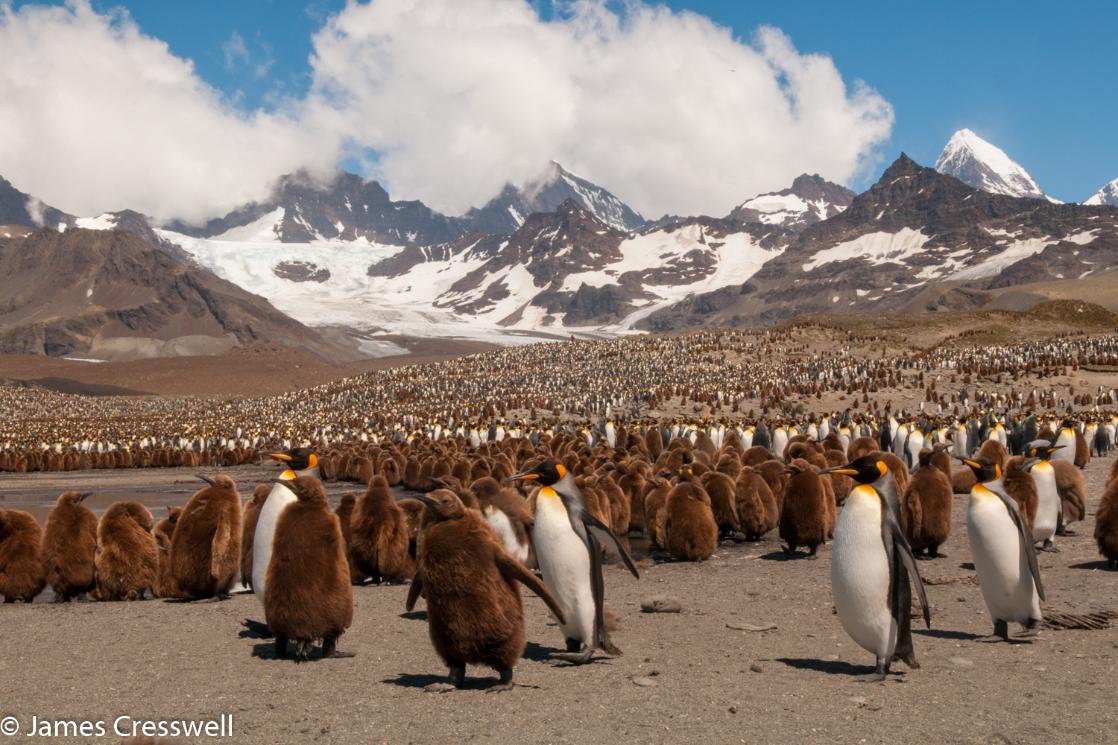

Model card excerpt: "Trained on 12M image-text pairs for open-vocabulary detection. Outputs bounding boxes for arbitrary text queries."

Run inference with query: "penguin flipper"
[580,509,640,580]
[210,518,232,587]
[405,573,423,612]
[493,549,567,625]
[995,492,1046,602]
[879,493,931,629]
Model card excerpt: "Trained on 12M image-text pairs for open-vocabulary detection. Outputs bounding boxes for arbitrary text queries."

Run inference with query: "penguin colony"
[0,327,1117,686]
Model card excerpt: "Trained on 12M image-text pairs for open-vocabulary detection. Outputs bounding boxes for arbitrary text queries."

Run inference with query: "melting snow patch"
[803,229,931,271]
[75,213,118,230]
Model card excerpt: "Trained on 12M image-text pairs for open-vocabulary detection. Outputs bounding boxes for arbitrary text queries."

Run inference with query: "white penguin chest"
[252,479,298,596]
[1030,463,1059,542]
[966,488,1040,622]
[532,489,594,638]
[831,487,893,656]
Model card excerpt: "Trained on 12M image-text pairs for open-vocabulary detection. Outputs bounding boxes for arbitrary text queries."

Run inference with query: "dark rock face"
[165,171,469,246]
[0,176,72,229]
[273,260,330,283]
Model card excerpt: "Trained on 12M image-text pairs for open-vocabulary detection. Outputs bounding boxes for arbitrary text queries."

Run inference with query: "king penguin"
[252,447,319,604]
[821,454,931,681]
[508,459,639,664]
[958,456,1045,641]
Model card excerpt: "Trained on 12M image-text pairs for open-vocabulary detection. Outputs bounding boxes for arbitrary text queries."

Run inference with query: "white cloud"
[305,0,894,217]
[222,30,249,71]
[0,1,338,223]
[0,0,893,224]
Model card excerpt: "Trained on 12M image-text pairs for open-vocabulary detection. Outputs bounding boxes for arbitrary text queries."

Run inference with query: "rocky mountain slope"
[0,226,348,360]
[0,176,72,230]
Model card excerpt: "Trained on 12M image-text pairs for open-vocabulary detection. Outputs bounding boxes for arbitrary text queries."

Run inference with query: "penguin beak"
[505,471,539,483]
[414,494,439,507]
[819,465,857,476]
[269,452,293,463]
[196,474,217,487]
[77,492,93,503]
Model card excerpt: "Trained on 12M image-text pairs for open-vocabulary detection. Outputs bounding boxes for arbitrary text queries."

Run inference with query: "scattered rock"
[749,663,764,673]
[641,597,682,613]
[728,705,738,714]
[1033,665,1048,673]
[848,696,867,707]
[425,682,457,693]
[949,657,974,668]
[726,622,777,632]
[632,676,658,688]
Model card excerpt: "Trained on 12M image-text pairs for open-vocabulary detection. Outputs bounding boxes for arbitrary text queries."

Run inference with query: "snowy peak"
[1085,178,1118,207]
[934,129,1050,201]
[729,173,854,231]
[464,161,645,235]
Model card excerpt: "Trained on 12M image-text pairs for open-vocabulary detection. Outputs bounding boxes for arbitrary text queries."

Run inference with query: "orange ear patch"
[556,463,568,479]
[876,460,888,477]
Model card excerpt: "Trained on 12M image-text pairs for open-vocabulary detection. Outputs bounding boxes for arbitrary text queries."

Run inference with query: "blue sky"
[7,0,1116,210]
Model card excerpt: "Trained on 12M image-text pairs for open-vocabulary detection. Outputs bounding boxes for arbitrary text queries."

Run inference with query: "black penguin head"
[1023,440,1063,461]
[820,454,888,484]
[416,489,466,521]
[269,447,317,471]
[506,458,568,486]
[956,456,1001,483]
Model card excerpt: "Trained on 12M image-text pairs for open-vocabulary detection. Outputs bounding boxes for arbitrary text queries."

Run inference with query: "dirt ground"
[1,457,1116,745]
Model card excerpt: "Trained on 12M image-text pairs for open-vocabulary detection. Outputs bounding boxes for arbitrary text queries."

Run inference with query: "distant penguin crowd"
[2,327,1118,686]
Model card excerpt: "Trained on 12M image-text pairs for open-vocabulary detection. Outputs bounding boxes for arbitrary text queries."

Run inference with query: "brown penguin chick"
[823,449,854,504]
[778,459,827,557]
[153,505,184,598]
[699,470,740,536]
[619,465,648,533]
[952,465,977,494]
[396,497,426,558]
[642,478,672,548]
[754,459,789,510]
[240,485,269,591]
[879,452,910,495]
[1093,476,1118,568]
[664,469,718,561]
[349,474,415,584]
[1052,459,1087,533]
[977,439,1008,466]
[928,443,953,479]
[595,473,631,538]
[94,502,157,601]
[41,491,97,601]
[1073,428,1090,469]
[334,494,368,583]
[900,450,954,558]
[0,509,46,602]
[1003,456,1039,534]
[265,477,354,661]
[736,466,779,540]
[406,489,566,690]
[846,436,878,461]
[170,475,243,599]
[742,445,773,467]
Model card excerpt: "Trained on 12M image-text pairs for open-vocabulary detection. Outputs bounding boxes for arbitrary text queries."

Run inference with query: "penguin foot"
[1037,544,1059,553]
[274,635,289,659]
[487,670,514,693]
[448,664,466,688]
[293,640,313,663]
[857,657,888,682]
[979,620,1011,643]
[1018,619,1042,638]
[554,648,595,665]
[321,637,356,659]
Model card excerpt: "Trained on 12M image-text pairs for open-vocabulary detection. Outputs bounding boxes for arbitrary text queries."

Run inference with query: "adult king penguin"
[508,459,639,664]
[252,448,319,604]
[820,454,930,681]
[958,457,1045,641]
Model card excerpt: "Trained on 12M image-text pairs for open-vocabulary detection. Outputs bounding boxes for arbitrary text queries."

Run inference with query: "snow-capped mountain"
[728,174,854,232]
[1085,178,1118,207]
[464,161,645,234]
[647,154,1118,330]
[934,129,1052,201]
